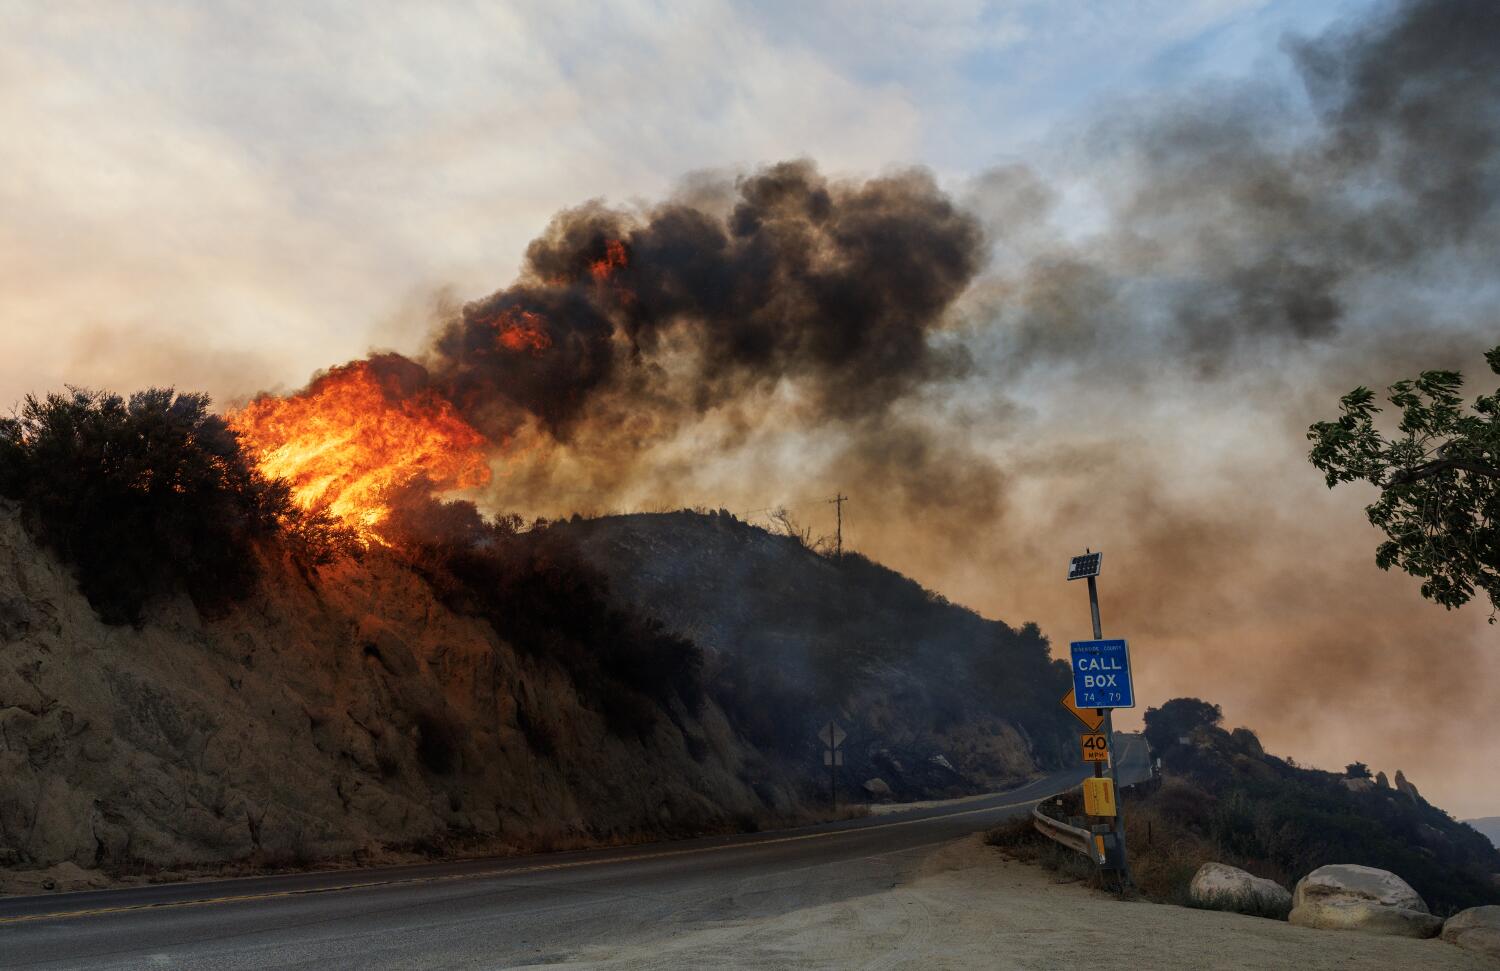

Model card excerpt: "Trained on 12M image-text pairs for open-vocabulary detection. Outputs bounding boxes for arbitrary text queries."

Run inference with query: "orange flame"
[494,309,552,354]
[229,361,491,541]
[590,239,628,281]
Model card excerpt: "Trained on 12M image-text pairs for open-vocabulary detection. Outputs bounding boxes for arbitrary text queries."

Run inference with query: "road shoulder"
[527,834,1489,970]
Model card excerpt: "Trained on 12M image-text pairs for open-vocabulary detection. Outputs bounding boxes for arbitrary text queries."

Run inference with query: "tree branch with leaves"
[1308,346,1500,618]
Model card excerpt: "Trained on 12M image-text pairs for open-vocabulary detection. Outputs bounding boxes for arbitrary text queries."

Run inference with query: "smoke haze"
[6,0,1499,815]
[425,0,1499,815]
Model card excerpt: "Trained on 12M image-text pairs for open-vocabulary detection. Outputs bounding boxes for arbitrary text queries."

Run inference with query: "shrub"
[0,388,293,624]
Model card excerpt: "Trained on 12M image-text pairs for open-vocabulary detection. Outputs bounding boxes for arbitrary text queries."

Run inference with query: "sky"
[3,0,1498,816]
[0,0,1365,403]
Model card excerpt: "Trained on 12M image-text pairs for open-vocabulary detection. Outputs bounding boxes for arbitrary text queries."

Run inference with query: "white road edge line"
[0,786,1063,926]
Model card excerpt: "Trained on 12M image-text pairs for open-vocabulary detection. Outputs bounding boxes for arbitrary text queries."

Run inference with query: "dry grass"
[984,815,1102,886]
[1121,802,1217,906]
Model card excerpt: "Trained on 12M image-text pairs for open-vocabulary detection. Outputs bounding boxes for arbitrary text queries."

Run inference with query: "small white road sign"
[819,721,846,750]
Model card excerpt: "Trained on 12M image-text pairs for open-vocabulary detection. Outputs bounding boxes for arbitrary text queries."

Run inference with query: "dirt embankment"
[0,503,786,891]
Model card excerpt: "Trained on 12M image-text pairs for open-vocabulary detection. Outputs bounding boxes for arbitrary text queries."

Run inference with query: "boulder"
[1189,862,1291,917]
[862,777,892,800]
[1288,864,1442,938]
[1441,906,1500,960]
[1229,727,1263,755]
[1394,770,1423,804]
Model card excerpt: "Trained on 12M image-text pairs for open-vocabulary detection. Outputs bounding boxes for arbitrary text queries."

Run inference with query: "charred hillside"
[551,510,1079,799]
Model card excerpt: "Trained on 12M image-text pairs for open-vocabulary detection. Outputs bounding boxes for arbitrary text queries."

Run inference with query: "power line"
[740,495,840,519]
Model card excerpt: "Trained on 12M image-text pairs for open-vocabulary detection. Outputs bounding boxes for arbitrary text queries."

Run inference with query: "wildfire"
[229,360,492,541]
[590,239,628,281]
[493,309,552,354]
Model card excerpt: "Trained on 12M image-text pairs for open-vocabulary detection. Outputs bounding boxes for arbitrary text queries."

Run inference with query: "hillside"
[0,501,784,892]
[992,698,1500,916]
[1137,705,1500,913]
[0,502,1072,891]
[1467,817,1500,850]
[552,510,1079,798]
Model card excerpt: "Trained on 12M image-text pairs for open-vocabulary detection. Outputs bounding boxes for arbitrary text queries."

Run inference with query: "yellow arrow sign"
[1061,688,1105,733]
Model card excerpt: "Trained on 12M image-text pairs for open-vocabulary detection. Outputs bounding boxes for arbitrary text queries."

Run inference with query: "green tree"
[1307,346,1500,618]
[0,387,333,624]
[1142,697,1222,753]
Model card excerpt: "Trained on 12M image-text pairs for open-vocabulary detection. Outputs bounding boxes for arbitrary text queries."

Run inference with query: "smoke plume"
[418,160,983,443]
[235,0,1500,813]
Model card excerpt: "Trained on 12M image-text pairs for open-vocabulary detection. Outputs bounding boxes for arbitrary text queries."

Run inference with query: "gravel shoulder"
[532,834,1490,970]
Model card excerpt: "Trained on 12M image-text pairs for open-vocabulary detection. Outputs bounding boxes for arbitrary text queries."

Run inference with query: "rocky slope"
[0,503,777,890]
[0,505,1072,890]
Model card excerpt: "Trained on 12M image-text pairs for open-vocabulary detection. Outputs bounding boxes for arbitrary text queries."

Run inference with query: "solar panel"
[1067,552,1102,581]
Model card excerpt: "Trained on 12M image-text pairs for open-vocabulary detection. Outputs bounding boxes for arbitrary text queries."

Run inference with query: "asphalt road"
[0,737,1151,970]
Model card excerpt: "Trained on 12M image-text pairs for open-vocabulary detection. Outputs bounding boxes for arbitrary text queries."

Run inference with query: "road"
[0,738,1150,970]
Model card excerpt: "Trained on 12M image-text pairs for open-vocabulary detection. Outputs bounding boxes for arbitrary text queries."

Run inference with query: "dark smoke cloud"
[422,160,984,443]
[1297,0,1500,242]
[975,0,1500,375]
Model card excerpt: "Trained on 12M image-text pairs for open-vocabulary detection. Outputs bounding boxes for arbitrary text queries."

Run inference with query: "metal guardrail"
[1031,802,1105,864]
[1032,736,1155,870]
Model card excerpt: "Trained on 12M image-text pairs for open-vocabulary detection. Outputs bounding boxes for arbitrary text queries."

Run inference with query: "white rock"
[1188,862,1291,917]
[1288,864,1442,938]
[1441,905,1500,960]
[862,777,892,799]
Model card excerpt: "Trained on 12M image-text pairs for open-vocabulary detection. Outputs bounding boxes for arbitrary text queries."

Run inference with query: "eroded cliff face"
[0,504,783,890]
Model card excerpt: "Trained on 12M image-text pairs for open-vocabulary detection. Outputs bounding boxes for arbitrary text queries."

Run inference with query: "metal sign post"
[819,720,846,811]
[1067,551,1133,888]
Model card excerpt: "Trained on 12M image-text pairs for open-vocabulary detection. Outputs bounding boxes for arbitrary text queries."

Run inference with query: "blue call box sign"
[1070,639,1134,709]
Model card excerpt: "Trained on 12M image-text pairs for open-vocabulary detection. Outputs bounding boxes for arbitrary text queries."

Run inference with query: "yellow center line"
[0,793,1045,926]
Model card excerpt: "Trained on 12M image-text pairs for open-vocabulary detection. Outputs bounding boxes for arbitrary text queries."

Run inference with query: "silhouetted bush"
[1142,697,1223,754]
[0,388,298,624]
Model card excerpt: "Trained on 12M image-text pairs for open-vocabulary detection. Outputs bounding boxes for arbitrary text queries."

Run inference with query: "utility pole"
[1082,554,1133,890]
[828,493,847,559]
